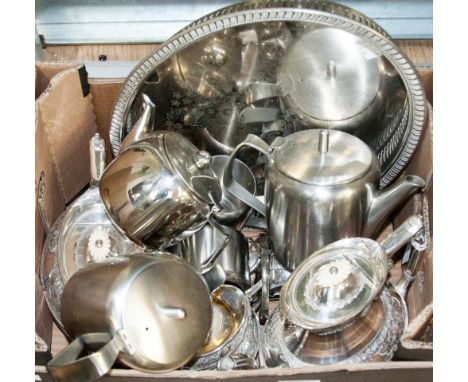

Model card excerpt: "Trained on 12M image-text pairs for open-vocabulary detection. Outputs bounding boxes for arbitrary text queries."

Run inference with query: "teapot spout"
[365,175,425,237]
[120,94,155,151]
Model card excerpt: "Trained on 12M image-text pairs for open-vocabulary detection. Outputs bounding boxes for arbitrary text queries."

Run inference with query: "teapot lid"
[278,27,381,121]
[271,129,375,185]
[280,238,388,332]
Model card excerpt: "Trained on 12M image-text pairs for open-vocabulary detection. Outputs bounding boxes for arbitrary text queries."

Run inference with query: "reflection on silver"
[53,254,213,375]
[40,134,142,328]
[246,27,390,139]
[119,94,156,151]
[186,285,259,370]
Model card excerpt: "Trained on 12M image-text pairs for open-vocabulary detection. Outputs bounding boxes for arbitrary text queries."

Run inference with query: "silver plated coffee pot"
[223,130,425,270]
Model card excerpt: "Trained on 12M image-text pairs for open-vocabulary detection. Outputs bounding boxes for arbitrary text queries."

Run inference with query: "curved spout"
[120,94,155,151]
[365,175,425,238]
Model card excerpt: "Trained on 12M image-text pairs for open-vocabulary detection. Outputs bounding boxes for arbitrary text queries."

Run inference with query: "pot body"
[99,136,211,248]
[60,254,213,372]
[175,224,251,290]
[266,161,380,271]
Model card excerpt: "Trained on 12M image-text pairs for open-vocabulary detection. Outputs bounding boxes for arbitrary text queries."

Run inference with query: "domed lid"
[280,238,388,332]
[279,27,381,121]
[271,129,375,185]
[118,254,213,370]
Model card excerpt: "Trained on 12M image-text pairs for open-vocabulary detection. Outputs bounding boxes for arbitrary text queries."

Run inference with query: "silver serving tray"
[109,0,427,187]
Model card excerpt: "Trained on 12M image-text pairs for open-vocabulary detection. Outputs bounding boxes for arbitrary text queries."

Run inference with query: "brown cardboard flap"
[403,303,433,342]
[35,63,97,353]
[395,303,433,361]
[35,108,66,272]
[35,62,78,99]
[35,65,98,203]
[90,82,123,158]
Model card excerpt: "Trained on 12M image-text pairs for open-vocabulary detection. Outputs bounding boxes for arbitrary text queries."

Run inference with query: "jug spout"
[365,175,425,237]
[120,94,155,151]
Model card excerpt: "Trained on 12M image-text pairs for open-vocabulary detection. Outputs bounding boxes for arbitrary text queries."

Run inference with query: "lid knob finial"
[193,151,212,169]
[318,130,329,154]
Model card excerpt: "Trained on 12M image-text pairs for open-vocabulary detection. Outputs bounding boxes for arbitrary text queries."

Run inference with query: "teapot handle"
[47,332,122,382]
[222,134,270,217]
[245,82,282,104]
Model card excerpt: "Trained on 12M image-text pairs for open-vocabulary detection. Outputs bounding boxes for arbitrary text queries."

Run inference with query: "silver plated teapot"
[223,129,425,270]
[99,130,222,249]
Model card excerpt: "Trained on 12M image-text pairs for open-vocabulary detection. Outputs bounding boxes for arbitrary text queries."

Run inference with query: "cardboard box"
[35,63,433,381]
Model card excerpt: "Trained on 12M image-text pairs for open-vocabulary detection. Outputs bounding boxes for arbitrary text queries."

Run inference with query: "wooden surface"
[41,40,433,67]
[396,40,433,67]
[36,361,433,381]
[42,44,160,62]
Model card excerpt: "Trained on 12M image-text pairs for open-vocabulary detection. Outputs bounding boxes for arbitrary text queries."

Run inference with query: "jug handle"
[222,134,270,217]
[47,332,122,382]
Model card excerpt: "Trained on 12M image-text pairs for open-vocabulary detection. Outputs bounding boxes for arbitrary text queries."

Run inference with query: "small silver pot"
[174,223,251,290]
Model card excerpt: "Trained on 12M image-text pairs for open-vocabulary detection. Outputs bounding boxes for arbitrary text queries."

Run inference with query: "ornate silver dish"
[261,285,407,367]
[109,0,427,187]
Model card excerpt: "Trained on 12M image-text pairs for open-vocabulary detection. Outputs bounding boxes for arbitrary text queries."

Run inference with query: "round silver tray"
[109,0,427,187]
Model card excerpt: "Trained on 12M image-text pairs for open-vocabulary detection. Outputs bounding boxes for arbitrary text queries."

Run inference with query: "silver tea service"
[40,1,432,379]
